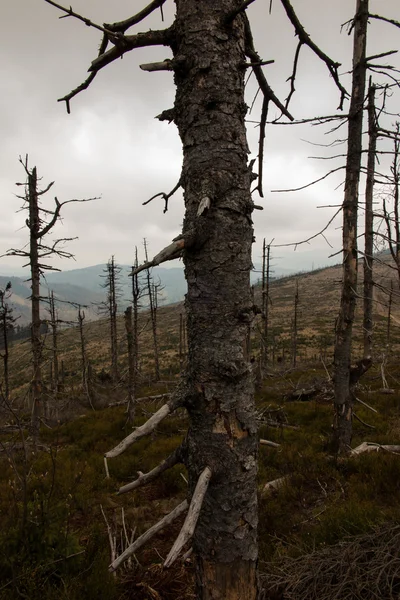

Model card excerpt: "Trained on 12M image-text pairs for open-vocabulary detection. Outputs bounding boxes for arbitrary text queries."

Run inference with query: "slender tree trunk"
[131,248,140,386]
[78,307,93,407]
[124,306,135,423]
[29,167,44,436]
[144,240,160,381]
[174,2,258,596]
[261,240,271,371]
[49,291,59,395]
[363,82,376,359]
[333,0,368,454]
[110,257,119,384]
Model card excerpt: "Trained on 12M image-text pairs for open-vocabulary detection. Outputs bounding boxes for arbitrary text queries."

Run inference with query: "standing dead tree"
[261,239,271,373]
[332,0,369,455]
[5,157,96,437]
[363,81,377,360]
[143,239,160,381]
[100,257,121,385]
[0,283,16,405]
[45,0,349,596]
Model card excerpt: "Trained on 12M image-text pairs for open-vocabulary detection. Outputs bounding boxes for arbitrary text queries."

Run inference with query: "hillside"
[1,258,399,599]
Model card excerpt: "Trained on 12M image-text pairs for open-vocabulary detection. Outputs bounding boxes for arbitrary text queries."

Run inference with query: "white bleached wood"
[351,442,400,455]
[109,500,189,572]
[104,456,110,479]
[197,196,211,216]
[164,466,212,568]
[106,403,171,458]
[262,476,288,495]
[260,439,280,448]
[354,396,378,413]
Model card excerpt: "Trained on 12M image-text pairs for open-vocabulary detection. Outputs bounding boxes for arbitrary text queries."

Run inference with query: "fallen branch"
[164,466,212,568]
[118,445,183,494]
[351,442,400,456]
[109,500,189,572]
[353,412,376,429]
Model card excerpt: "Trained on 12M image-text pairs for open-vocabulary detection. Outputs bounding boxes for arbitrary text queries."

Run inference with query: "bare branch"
[105,0,168,34]
[143,178,182,213]
[131,239,185,276]
[279,0,348,108]
[244,16,294,121]
[164,466,212,568]
[260,439,281,448]
[225,0,257,24]
[117,445,183,494]
[271,166,345,193]
[43,0,117,37]
[105,390,184,459]
[89,29,173,74]
[109,500,189,572]
[271,206,342,249]
[368,14,400,30]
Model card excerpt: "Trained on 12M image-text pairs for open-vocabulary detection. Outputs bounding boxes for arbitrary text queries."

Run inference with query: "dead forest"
[1,0,400,599]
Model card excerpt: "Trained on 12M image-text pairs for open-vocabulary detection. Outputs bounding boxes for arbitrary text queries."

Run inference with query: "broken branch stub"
[164,466,212,568]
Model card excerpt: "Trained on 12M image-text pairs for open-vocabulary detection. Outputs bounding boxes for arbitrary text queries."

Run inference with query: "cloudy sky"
[1,0,399,276]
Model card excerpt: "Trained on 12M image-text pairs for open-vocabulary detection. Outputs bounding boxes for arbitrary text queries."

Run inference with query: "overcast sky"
[1,0,399,276]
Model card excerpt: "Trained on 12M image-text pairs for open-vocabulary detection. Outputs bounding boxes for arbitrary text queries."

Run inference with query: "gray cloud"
[1,0,399,277]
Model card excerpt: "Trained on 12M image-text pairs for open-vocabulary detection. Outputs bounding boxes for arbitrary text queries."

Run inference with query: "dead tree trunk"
[0,283,14,405]
[383,123,400,285]
[131,247,141,388]
[173,4,258,595]
[261,240,271,372]
[124,306,135,423]
[363,82,377,360]
[49,291,60,395]
[78,307,94,407]
[29,167,44,435]
[143,239,160,381]
[333,0,369,454]
[101,257,120,384]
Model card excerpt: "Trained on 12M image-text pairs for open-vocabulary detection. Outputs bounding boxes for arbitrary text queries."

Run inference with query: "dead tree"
[363,82,377,359]
[0,283,16,405]
[100,257,121,384]
[143,239,160,381]
[124,306,135,423]
[48,290,60,395]
[6,157,95,436]
[332,0,369,455]
[77,306,94,408]
[45,0,350,596]
[261,239,271,371]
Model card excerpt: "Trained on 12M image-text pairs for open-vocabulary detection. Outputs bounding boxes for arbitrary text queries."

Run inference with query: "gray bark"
[333,0,369,454]
[363,83,376,359]
[173,2,258,596]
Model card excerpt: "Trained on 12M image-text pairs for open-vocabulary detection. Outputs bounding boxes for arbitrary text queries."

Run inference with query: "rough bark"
[102,257,120,383]
[333,0,368,454]
[173,2,258,596]
[0,285,13,405]
[363,83,376,359]
[261,241,271,371]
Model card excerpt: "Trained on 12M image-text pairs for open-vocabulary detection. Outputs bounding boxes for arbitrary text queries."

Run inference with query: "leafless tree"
[44,0,354,595]
[292,278,299,368]
[5,157,96,438]
[0,282,16,405]
[363,82,377,359]
[100,257,121,384]
[143,239,160,381]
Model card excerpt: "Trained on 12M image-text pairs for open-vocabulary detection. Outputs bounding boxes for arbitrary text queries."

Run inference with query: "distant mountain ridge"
[0,261,298,324]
